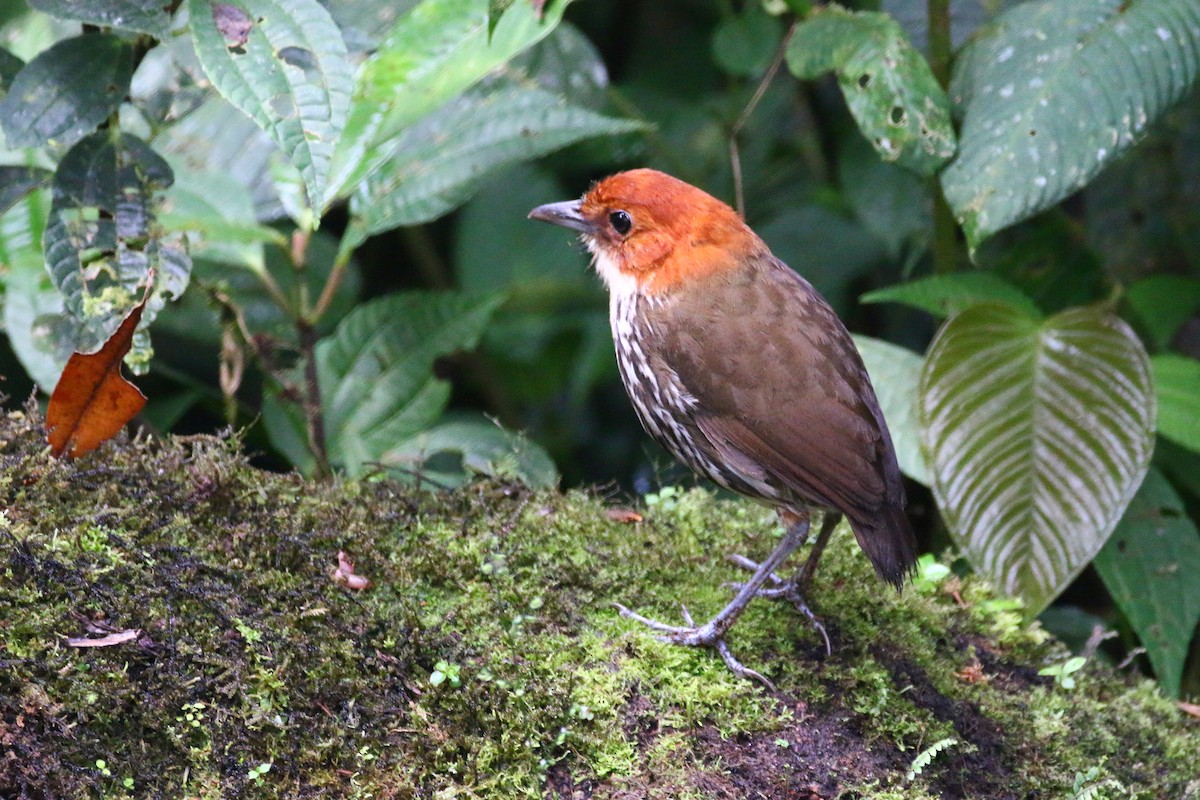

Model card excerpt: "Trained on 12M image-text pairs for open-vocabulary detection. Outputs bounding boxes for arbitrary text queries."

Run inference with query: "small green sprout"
[906,737,958,781]
[912,553,951,591]
[430,660,461,688]
[247,761,272,783]
[95,758,111,777]
[1039,656,1087,689]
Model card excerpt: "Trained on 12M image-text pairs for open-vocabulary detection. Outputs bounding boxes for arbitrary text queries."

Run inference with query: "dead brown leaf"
[46,284,151,458]
[1178,701,1200,719]
[66,629,141,648]
[605,508,643,524]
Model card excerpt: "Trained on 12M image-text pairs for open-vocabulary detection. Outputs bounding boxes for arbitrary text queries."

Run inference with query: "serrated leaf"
[919,302,1156,614]
[1125,275,1200,351]
[1151,354,1200,453]
[42,131,191,373]
[0,34,133,148]
[1094,468,1200,698]
[28,0,173,36]
[786,5,955,175]
[317,291,504,475]
[188,0,352,213]
[852,335,930,486]
[381,415,558,487]
[941,0,1200,252]
[0,166,52,216]
[862,271,1041,319]
[345,86,643,247]
[324,0,566,208]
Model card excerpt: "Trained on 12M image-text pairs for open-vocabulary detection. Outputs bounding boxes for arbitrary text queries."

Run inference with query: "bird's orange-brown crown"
[579,169,764,295]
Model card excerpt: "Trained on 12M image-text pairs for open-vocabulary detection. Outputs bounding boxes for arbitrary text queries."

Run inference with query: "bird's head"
[529,169,762,297]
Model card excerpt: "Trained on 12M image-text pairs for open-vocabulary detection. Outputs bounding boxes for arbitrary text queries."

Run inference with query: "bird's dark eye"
[609,210,632,235]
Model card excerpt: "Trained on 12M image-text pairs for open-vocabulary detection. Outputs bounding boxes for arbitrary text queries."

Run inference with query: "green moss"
[0,409,1196,798]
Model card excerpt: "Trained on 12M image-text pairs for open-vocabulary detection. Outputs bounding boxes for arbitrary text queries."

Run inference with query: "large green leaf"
[188,0,352,214]
[1151,354,1200,453]
[380,415,559,488]
[316,291,504,476]
[1125,275,1200,351]
[42,131,191,372]
[786,5,956,175]
[344,85,643,250]
[861,271,1041,319]
[852,335,929,486]
[323,0,567,208]
[1094,468,1200,698]
[0,34,133,148]
[919,302,1155,613]
[28,0,173,36]
[941,0,1200,252]
[0,166,51,216]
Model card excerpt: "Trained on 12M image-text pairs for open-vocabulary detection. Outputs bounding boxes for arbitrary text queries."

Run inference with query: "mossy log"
[1,410,1196,799]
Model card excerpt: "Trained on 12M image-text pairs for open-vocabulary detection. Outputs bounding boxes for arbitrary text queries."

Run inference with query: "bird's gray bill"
[528,200,591,233]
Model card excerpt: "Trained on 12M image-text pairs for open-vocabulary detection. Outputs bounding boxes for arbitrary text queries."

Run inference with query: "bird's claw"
[724,554,832,656]
[612,603,776,691]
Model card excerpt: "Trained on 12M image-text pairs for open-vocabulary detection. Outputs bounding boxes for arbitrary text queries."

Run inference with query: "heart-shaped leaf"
[1093,467,1200,698]
[919,302,1155,613]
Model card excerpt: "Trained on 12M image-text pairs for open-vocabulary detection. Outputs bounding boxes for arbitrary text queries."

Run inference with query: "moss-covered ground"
[0,407,1196,799]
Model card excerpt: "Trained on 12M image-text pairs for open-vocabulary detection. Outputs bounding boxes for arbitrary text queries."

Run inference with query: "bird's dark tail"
[848,504,918,588]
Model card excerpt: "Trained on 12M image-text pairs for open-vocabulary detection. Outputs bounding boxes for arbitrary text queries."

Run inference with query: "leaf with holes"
[862,271,1041,319]
[344,85,644,251]
[919,302,1155,614]
[324,0,566,208]
[1094,468,1200,698]
[786,5,955,175]
[46,288,150,458]
[1152,354,1200,453]
[941,0,1200,252]
[28,0,173,36]
[0,34,133,148]
[43,131,191,373]
[188,0,352,214]
[853,335,929,486]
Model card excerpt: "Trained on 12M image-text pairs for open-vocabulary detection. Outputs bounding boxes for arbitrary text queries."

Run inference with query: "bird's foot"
[725,554,831,656]
[613,603,776,690]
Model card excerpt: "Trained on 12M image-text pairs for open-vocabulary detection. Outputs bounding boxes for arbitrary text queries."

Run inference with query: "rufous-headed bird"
[529,169,916,687]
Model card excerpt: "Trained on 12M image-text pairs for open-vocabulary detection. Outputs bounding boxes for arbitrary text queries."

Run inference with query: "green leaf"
[712,4,783,78]
[786,5,955,175]
[317,292,504,476]
[852,335,930,486]
[188,0,352,214]
[941,0,1200,253]
[380,415,559,487]
[0,47,24,93]
[0,34,133,148]
[42,131,191,373]
[861,271,1041,319]
[839,134,929,259]
[510,22,610,109]
[345,85,643,247]
[324,0,567,207]
[1151,354,1200,453]
[1094,468,1200,698]
[28,0,173,36]
[919,302,1156,614]
[0,166,52,216]
[1125,275,1200,351]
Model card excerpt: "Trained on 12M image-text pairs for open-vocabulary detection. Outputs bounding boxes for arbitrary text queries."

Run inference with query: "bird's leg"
[614,518,811,690]
[726,510,842,655]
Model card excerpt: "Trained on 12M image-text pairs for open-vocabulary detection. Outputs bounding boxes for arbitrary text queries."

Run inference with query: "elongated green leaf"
[942,0,1200,252]
[0,47,24,93]
[1151,354,1200,453]
[1125,275,1200,351]
[0,166,52,216]
[861,271,1041,319]
[345,86,643,249]
[28,0,173,36]
[317,291,504,475]
[919,302,1156,613]
[381,415,558,488]
[852,335,929,486]
[0,34,133,148]
[1094,468,1200,698]
[324,0,566,207]
[188,0,352,213]
[42,131,191,372]
[786,5,955,175]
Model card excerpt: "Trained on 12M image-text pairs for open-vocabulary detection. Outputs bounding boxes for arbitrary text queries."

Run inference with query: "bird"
[528,168,917,687]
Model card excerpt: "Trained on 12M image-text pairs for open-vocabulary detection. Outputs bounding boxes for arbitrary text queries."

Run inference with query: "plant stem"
[927,0,959,274]
[297,320,332,479]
